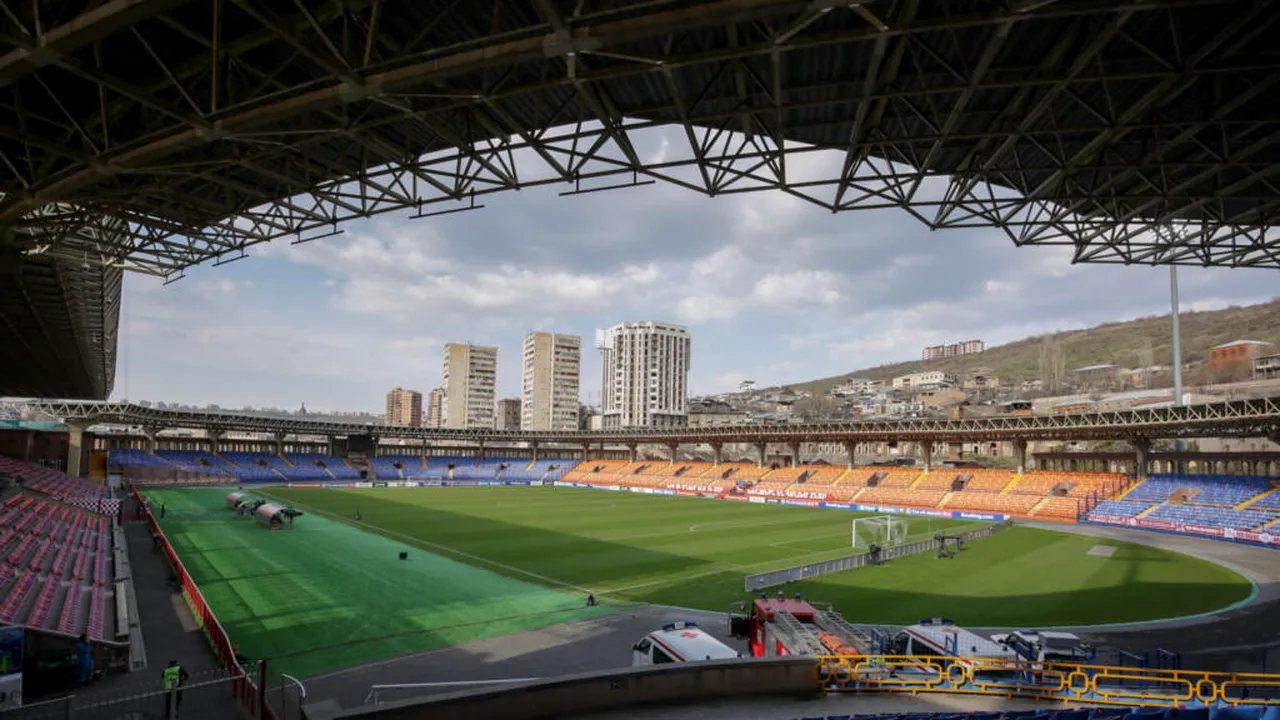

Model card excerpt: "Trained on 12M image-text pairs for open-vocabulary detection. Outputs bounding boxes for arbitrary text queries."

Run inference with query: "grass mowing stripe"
[263,486,1254,628]
[260,489,593,594]
[143,487,616,682]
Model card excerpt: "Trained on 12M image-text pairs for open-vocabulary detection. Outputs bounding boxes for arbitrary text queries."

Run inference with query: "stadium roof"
[28,395,1280,443]
[2,0,1279,400]
[1,0,1279,277]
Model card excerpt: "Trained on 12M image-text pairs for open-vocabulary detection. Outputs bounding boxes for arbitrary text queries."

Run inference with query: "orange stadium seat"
[915,471,961,491]
[963,469,1017,492]
[799,465,846,486]
[943,492,1042,516]
[1013,471,1124,498]
[878,468,924,488]
[1032,495,1087,521]
[855,487,948,509]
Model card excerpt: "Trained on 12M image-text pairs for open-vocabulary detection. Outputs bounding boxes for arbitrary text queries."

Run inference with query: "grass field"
[146,486,1254,681]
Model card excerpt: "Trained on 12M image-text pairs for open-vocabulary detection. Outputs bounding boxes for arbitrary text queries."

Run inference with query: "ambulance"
[631,622,742,666]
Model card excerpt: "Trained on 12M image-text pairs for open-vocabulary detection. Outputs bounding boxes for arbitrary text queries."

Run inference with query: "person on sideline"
[74,635,94,687]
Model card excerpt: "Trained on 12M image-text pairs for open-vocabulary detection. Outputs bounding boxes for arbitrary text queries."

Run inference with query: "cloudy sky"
[114,125,1279,413]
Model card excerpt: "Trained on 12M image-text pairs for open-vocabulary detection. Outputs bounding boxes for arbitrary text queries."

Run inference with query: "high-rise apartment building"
[384,387,423,427]
[597,322,690,429]
[441,344,497,429]
[426,388,443,428]
[520,332,582,431]
[496,398,522,431]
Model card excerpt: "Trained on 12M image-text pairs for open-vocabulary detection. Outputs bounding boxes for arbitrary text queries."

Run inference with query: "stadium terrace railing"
[129,486,277,720]
[816,654,1280,707]
[744,522,1010,590]
[8,665,255,720]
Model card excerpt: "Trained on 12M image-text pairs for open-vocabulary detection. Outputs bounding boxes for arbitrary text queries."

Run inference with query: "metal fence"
[745,521,1010,590]
[9,666,251,720]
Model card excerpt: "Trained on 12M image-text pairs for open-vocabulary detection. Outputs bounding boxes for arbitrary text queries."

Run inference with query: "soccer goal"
[852,515,909,550]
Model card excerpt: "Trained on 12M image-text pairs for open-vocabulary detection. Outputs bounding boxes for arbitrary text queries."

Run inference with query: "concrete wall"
[301,657,818,720]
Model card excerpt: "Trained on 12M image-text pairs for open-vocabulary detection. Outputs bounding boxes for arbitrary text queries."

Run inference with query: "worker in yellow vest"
[161,660,190,717]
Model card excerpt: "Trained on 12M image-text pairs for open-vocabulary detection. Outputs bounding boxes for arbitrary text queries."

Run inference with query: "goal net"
[852,515,909,550]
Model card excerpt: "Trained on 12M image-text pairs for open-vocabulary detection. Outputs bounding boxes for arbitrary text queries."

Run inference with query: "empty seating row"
[1125,474,1273,506]
[0,457,120,513]
[0,491,114,637]
[1089,499,1153,518]
[1145,504,1278,530]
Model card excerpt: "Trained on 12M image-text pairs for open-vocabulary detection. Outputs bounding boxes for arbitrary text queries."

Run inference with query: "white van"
[631,622,742,666]
[892,620,1019,667]
[990,630,1088,663]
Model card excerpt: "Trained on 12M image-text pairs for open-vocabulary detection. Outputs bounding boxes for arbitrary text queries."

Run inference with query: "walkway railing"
[129,485,276,720]
[816,655,1280,706]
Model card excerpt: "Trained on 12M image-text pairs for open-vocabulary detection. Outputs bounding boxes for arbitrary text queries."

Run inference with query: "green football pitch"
[144,486,1252,681]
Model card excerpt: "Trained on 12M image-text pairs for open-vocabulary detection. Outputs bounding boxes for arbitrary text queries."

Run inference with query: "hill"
[787,299,1280,396]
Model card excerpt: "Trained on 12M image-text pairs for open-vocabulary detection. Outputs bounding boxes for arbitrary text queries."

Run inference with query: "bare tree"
[1038,335,1067,391]
[792,395,839,421]
[1137,337,1155,389]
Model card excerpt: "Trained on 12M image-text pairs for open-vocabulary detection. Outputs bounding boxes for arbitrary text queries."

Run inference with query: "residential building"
[1208,340,1276,370]
[597,321,691,429]
[426,388,443,428]
[384,387,423,427]
[1073,363,1120,390]
[520,332,582,431]
[891,371,956,391]
[496,398,522,431]
[922,339,985,361]
[1254,354,1280,379]
[441,344,498,429]
[831,377,878,396]
[687,399,747,427]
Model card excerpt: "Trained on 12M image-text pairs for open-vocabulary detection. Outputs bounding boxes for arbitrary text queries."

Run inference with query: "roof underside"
[1,0,1278,276]
[0,251,120,399]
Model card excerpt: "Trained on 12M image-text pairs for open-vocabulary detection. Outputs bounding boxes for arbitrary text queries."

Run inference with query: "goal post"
[851,515,909,550]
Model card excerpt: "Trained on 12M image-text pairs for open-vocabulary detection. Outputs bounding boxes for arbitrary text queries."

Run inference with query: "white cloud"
[108,125,1280,411]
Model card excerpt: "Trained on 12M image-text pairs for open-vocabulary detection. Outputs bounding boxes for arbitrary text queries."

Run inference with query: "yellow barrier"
[816,655,1280,707]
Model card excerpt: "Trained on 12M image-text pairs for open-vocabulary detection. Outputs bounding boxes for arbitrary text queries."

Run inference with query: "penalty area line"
[262,494,591,595]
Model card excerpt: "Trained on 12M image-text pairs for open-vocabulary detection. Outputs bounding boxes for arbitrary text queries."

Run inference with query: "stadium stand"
[218,452,291,482]
[0,489,117,639]
[282,453,360,480]
[0,457,121,514]
[158,449,234,470]
[1087,474,1280,531]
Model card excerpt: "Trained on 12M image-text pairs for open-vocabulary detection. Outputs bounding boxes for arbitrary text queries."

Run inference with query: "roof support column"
[327,436,341,457]
[1132,438,1152,477]
[142,426,161,454]
[66,420,91,478]
[626,443,637,465]
[207,429,224,456]
[272,432,287,456]
[919,440,933,473]
[477,441,486,464]
[581,442,592,462]
[756,442,767,469]
[668,442,679,465]
[711,443,723,467]
[530,441,539,463]
[1014,439,1028,475]
[844,441,858,470]
[789,441,801,467]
